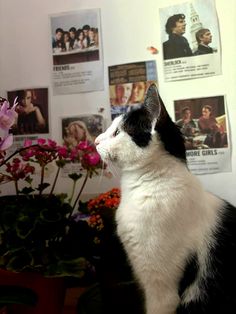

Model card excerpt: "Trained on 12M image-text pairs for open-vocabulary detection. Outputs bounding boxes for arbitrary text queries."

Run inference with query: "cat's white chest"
[115,191,166,273]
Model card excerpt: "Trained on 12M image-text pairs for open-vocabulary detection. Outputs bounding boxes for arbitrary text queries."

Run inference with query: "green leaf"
[68,173,82,182]
[6,249,33,272]
[45,257,87,277]
[25,176,33,184]
[36,182,50,192]
[56,159,67,168]
[20,187,35,195]
[0,286,38,306]
[16,216,35,239]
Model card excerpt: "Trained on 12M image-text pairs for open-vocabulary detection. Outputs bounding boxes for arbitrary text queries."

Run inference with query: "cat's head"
[95,84,186,169]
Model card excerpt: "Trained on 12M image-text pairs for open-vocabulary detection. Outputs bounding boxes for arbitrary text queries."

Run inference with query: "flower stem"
[49,166,60,195]
[72,170,89,211]
[14,180,19,195]
[39,164,45,195]
[68,180,77,205]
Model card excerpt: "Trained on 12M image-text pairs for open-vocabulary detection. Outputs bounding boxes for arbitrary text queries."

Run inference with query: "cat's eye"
[113,128,120,137]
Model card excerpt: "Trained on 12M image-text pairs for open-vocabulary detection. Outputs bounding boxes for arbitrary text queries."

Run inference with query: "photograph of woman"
[8,88,49,135]
[62,114,104,149]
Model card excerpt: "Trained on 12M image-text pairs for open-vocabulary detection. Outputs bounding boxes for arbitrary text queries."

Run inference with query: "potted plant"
[0,97,114,313]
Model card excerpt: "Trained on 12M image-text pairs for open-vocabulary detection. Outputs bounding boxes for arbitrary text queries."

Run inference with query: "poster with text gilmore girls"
[174,95,231,174]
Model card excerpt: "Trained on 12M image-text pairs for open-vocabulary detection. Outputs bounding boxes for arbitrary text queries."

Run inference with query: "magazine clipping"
[108,60,158,120]
[50,8,103,95]
[174,95,231,174]
[159,0,221,82]
[7,88,50,154]
[61,114,104,176]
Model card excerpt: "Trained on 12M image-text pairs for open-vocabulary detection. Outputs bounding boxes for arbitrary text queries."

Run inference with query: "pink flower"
[0,99,18,131]
[57,146,68,158]
[0,134,13,152]
[47,139,57,148]
[77,141,91,151]
[37,138,46,145]
[82,151,100,167]
[23,139,33,147]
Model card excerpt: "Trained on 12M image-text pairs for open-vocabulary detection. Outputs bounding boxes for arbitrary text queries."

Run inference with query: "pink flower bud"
[23,139,33,147]
[57,146,68,158]
[37,138,46,145]
[77,141,91,151]
[82,151,100,166]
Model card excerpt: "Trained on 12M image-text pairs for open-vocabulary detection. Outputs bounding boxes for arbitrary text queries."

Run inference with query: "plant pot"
[0,269,65,314]
[0,306,7,314]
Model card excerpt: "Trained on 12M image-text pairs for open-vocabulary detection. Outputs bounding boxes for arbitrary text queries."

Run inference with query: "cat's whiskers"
[106,160,119,178]
[98,160,106,184]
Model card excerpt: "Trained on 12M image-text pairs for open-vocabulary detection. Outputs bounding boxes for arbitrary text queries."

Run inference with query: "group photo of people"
[110,81,155,120]
[7,88,49,135]
[51,9,101,66]
[52,24,99,54]
[160,0,219,60]
[174,96,228,150]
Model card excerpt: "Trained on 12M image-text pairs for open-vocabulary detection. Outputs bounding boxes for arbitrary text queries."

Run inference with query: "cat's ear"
[143,83,168,125]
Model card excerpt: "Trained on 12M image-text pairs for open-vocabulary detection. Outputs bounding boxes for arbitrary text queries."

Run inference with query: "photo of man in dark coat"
[194,28,214,55]
[163,14,193,60]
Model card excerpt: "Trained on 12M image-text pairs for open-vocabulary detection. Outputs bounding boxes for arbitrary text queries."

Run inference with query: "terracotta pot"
[0,269,65,314]
[0,306,7,314]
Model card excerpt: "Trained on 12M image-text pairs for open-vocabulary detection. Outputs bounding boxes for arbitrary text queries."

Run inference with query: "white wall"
[0,0,236,204]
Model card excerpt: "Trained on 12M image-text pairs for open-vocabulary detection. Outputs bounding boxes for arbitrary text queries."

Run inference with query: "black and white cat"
[95,84,236,314]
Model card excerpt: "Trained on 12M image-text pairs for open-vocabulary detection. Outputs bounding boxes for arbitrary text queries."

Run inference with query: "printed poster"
[50,9,103,95]
[108,61,158,120]
[159,0,221,82]
[174,96,231,174]
[61,114,104,176]
[7,88,50,152]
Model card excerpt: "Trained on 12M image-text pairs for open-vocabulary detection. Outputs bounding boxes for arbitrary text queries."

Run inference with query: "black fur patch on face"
[155,113,186,162]
[122,107,152,147]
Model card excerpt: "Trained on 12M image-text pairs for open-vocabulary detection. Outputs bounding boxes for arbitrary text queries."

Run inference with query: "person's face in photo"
[56,31,63,41]
[131,82,146,103]
[78,32,84,41]
[88,30,95,41]
[172,18,186,35]
[183,109,191,120]
[70,124,86,141]
[64,33,70,42]
[202,107,211,119]
[83,29,89,37]
[201,31,212,45]
[116,83,132,106]
[70,31,76,40]
[23,91,32,107]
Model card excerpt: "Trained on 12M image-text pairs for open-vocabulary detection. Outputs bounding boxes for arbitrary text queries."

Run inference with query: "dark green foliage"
[0,285,38,307]
[0,195,88,277]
